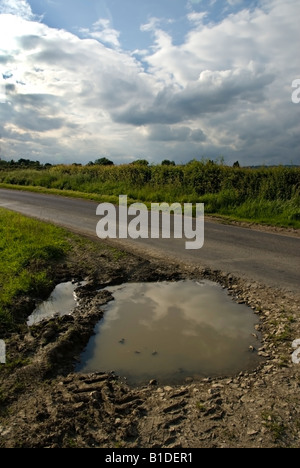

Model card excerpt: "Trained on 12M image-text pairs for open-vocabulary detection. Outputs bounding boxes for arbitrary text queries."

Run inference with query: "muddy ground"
[0,237,299,448]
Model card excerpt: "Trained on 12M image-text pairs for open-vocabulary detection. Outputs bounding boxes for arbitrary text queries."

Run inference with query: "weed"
[110,248,127,260]
[114,441,125,448]
[65,438,78,448]
[271,324,292,343]
[1,358,30,373]
[262,411,286,442]
[196,402,206,413]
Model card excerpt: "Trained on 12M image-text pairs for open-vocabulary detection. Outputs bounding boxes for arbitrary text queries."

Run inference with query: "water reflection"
[77,280,260,385]
[27,281,83,326]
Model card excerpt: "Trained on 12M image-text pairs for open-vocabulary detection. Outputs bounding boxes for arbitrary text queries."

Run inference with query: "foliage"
[0,160,299,228]
[93,157,114,166]
[130,159,149,166]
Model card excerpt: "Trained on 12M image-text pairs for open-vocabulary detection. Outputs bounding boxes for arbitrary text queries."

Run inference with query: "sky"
[0,0,299,166]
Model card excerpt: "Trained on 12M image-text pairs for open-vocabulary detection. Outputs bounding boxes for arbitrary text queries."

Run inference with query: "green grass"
[0,208,71,334]
[0,162,299,228]
[0,182,133,205]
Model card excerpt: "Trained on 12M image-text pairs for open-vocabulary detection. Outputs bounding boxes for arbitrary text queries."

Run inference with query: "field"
[1,161,299,228]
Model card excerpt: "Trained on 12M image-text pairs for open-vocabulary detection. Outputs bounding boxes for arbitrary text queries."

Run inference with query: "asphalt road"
[0,188,299,293]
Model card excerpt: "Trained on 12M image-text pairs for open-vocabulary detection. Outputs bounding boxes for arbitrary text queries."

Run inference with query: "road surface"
[0,189,299,293]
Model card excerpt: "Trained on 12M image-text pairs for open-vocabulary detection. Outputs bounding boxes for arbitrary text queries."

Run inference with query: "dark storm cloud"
[3,91,65,132]
[113,72,275,126]
[14,113,64,132]
[191,129,206,142]
[148,125,206,142]
[14,92,63,111]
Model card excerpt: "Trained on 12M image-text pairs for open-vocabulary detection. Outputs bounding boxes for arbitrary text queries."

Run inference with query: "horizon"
[1,155,299,169]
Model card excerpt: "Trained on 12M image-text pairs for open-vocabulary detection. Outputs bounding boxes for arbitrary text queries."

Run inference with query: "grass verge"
[0,208,71,334]
[1,182,299,229]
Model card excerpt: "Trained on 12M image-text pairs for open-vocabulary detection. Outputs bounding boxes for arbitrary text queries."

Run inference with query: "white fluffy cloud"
[0,0,299,165]
[0,0,34,20]
[80,18,121,49]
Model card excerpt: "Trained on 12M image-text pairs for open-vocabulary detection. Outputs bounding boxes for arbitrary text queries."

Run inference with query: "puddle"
[77,280,261,386]
[27,281,84,326]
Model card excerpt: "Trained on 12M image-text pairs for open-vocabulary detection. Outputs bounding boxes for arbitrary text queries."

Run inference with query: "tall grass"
[0,209,70,334]
[0,162,299,228]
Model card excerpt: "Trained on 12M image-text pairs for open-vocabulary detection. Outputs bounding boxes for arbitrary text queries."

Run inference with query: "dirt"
[0,237,299,448]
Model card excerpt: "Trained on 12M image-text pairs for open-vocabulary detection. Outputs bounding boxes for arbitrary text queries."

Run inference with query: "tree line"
[0,157,178,169]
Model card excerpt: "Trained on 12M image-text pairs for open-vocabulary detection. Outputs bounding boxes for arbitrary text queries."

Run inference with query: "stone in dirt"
[149,379,158,386]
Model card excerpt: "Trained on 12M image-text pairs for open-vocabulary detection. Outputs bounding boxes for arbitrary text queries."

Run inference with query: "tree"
[161,160,175,166]
[17,158,42,168]
[94,157,114,166]
[130,159,149,166]
[233,161,240,168]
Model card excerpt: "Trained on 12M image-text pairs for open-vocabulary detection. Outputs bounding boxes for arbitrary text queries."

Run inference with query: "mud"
[0,238,299,448]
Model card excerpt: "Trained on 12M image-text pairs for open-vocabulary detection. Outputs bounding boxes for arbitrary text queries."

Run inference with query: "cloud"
[0,0,35,20]
[187,12,208,24]
[0,0,299,166]
[226,0,243,5]
[140,17,161,33]
[0,14,152,162]
[113,68,275,125]
[148,125,206,142]
[80,18,121,48]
